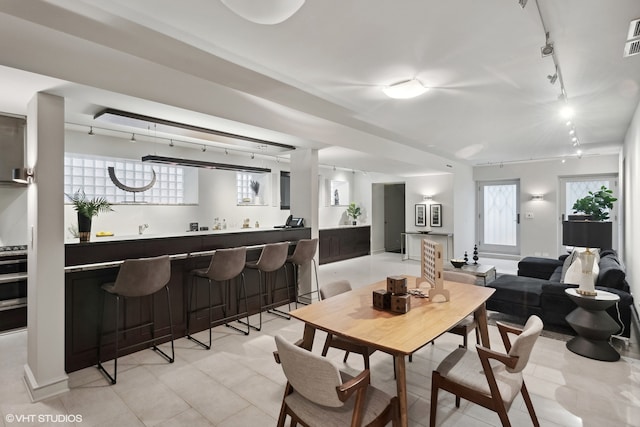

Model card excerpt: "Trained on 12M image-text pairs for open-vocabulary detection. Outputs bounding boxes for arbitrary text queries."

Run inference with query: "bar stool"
[186,246,249,350]
[97,255,174,385]
[241,241,290,331]
[285,238,320,305]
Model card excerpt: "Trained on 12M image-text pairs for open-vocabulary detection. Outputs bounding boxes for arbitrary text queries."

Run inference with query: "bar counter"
[65,227,311,372]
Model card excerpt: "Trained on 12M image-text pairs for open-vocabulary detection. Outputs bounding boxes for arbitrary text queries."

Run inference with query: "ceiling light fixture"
[88,126,94,135]
[169,139,174,147]
[547,72,558,84]
[142,155,271,173]
[382,79,428,99]
[202,145,207,152]
[220,0,305,25]
[541,32,554,57]
[130,133,136,143]
[94,108,295,152]
[518,0,528,8]
[251,153,255,159]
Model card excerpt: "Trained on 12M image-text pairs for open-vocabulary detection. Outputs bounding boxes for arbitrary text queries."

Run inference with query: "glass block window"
[236,172,267,204]
[64,153,188,204]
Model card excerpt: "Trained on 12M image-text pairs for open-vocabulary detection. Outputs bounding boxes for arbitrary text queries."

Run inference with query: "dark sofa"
[487,250,633,337]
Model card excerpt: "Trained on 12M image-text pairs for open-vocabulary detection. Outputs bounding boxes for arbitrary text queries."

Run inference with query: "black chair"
[187,246,249,350]
[97,255,174,385]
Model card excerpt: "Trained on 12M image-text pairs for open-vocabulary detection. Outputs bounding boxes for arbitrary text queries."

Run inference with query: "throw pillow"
[560,249,579,281]
[563,257,582,285]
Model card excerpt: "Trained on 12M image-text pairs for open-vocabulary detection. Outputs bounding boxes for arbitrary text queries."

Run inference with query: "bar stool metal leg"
[268,266,292,319]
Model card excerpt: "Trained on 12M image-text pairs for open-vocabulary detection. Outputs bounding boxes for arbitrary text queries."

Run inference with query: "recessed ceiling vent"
[624,18,640,57]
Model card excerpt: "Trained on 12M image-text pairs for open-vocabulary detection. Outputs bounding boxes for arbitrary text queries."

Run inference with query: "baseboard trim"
[478,252,522,261]
[23,364,69,402]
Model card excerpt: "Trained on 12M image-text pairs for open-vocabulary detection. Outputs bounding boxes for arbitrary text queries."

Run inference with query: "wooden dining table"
[289,275,495,427]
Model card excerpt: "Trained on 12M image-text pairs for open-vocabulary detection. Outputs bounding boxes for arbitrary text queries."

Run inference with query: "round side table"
[564,288,620,361]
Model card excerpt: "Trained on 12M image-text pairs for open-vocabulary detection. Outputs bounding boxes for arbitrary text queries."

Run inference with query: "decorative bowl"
[450,259,466,269]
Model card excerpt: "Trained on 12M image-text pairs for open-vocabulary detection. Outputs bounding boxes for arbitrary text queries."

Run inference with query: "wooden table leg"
[394,354,408,427]
[299,323,316,350]
[474,303,491,349]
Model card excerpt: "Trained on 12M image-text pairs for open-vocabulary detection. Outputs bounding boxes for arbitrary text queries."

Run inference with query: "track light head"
[169,139,174,147]
[251,153,255,160]
[202,145,207,152]
[88,126,94,135]
[547,73,558,84]
[130,133,136,143]
[518,0,527,8]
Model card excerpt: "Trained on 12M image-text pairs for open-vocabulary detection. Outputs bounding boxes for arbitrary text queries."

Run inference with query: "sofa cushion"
[549,267,562,282]
[518,257,563,280]
[597,255,626,290]
[488,275,545,307]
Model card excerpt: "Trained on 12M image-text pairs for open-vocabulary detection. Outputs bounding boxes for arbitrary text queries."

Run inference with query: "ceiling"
[0,0,639,175]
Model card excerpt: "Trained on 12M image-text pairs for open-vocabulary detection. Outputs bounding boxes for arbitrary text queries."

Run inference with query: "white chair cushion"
[284,372,392,427]
[436,347,523,407]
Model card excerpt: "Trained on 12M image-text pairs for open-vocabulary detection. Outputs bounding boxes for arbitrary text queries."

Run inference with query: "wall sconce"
[423,195,433,201]
[12,168,34,184]
[531,194,544,201]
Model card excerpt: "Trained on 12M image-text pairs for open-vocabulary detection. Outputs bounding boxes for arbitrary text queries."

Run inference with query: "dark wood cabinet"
[319,226,370,265]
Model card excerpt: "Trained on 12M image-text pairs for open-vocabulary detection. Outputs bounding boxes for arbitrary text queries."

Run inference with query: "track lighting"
[130,133,136,143]
[517,0,527,8]
[88,126,94,135]
[251,153,255,159]
[169,139,174,147]
[225,149,229,155]
[202,145,207,152]
[541,32,554,57]
[547,73,557,84]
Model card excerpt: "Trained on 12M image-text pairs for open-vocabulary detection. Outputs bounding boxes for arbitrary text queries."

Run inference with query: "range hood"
[0,114,26,186]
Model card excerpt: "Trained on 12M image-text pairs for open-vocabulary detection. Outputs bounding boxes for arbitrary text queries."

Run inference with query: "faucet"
[138,224,149,235]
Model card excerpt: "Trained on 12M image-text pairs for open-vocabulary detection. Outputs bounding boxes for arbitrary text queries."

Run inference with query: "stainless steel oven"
[0,246,27,330]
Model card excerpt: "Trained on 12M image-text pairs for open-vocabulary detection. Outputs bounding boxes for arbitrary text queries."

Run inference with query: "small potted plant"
[346,202,361,225]
[250,179,261,204]
[66,189,113,242]
[571,186,617,221]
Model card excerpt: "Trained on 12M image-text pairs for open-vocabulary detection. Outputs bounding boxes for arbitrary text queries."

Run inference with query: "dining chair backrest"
[287,238,318,265]
[443,271,476,285]
[206,246,247,281]
[319,280,352,300]
[255,242,289,272]
[275,335,344,408]
[110,255,171,297]
[506,315,543,373]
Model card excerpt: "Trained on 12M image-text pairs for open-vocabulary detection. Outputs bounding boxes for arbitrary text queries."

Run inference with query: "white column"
[290,149,319,302]
[24,93,68,401]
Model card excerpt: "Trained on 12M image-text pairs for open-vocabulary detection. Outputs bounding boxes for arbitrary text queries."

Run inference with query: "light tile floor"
[0,253,638,426]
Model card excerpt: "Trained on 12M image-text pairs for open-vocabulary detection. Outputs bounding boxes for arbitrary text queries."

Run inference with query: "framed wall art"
[415,204,427,227]
[430,203,442,227]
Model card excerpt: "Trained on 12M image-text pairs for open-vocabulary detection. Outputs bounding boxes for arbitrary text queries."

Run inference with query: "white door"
[559,175,618,253]
[478,180,520,255]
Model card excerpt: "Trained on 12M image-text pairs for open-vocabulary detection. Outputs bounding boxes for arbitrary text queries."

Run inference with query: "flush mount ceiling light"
[382,79,428,99]
[220,0,305,25]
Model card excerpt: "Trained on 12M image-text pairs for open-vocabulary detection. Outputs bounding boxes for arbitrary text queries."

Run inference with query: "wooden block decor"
[387,276,407,294]
[373,289,392,310]
[390,294,411,313]
[421,239,450,302]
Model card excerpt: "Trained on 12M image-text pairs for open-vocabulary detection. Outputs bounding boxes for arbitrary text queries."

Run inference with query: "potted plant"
[250,180,261,204]
[571,185,617,221]
[66,189,113,242]
[346,202,361,225]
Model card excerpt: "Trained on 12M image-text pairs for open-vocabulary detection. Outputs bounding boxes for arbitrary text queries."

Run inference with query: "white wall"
[473,155,619,258]
[0,187,28,246]
[622,99,640,315]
